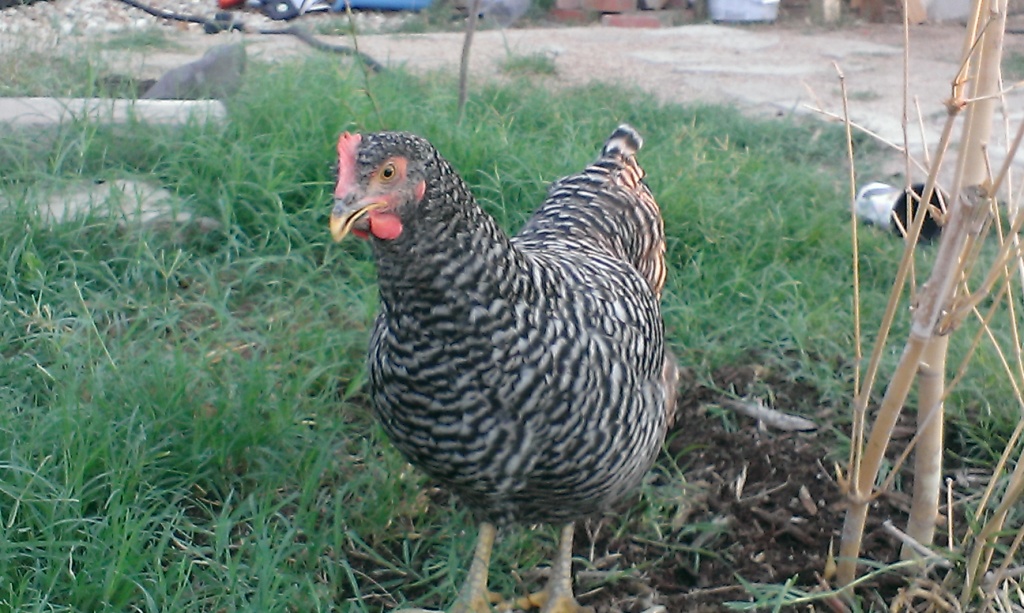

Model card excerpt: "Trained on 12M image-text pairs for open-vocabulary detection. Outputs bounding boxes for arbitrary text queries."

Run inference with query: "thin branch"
[341,0,384,128]
[883,520,953,567]
[457,0,482,122]
[835,61,866,488]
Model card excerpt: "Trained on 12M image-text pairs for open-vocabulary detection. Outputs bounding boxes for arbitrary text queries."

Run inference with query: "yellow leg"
[394,522,497,613]
[536,524,594,613]
[450,522,498,613]
[497,524,593,613]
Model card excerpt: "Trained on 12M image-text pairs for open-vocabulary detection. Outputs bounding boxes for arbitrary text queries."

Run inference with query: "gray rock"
[142,43,245,100]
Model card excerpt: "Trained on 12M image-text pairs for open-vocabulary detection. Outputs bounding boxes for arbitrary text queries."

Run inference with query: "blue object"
[332,0,431,10]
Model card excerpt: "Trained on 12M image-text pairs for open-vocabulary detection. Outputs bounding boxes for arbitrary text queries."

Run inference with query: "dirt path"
[101,21,1023,183]
[3,1,1024,177]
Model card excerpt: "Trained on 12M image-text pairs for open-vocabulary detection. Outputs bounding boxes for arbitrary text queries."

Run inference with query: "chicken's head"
[330,131,429,242]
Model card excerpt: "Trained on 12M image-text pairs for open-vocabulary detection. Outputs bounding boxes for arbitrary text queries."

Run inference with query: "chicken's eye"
[380,164,397,181]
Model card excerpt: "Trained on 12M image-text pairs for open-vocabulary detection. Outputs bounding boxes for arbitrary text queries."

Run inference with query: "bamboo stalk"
[837,188,991,585]
[935,2,1007,574]
[457,0,482,122]
[837,337,927,584]
[837,0,1009,587]
[902,336,946,555]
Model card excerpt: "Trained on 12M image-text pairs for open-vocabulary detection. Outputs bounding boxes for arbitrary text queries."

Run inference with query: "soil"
[581,364,907,612]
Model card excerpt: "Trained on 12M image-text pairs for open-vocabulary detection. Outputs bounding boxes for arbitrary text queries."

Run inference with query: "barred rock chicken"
[330,125,677,613]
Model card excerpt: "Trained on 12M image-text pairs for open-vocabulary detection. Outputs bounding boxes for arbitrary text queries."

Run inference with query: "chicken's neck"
[370,169,533,319]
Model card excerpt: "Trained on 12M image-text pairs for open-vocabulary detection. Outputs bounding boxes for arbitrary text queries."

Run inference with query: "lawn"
[0,51,1017,611]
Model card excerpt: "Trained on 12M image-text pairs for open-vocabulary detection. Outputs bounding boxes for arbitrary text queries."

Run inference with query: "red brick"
[555,0,582,9]
[549,7,590,20]
[583,0,636,12]
[600,11,664,26]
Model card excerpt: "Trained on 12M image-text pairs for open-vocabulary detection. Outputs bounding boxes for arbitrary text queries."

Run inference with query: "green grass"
[499,52,557,76]
[0,32,175,98]
[102,27,183,51]
[0,38,104,97]
[0,53,1016,611]
[1004,50,1024,82]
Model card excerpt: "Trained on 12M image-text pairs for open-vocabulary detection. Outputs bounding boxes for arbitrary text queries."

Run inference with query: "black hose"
[114,0,385,72]
[117,0,223,26]
[258,24,386,73]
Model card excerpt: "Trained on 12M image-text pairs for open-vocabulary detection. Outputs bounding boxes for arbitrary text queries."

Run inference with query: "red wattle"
[368,211,403,240]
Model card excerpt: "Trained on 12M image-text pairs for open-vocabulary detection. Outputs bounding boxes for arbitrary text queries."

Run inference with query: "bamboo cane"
[836,0,1005,584]
[457,0,482,122]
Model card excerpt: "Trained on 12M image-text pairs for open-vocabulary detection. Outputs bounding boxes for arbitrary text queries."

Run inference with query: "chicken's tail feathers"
[602,124,643,159]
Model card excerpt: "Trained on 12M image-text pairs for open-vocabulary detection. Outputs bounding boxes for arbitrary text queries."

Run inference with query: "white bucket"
[708,0,780,22]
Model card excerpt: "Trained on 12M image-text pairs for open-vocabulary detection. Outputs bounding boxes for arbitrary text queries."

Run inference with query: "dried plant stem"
[457,0,482,122]
[902,336,946,555]
[835,105,961,587]
[980,523,1024,611]
[839,185,992,584]
[960,87,1024,596]
[838,338,927,585]
[940,10,1007,582]
[837,0,1004,581]
[850,110,960,421]
[883,520,952,566]
[836,62,866,483]
[341,0,384,127]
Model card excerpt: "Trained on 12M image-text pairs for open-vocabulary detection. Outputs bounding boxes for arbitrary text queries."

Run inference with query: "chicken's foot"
[496,523,593,613]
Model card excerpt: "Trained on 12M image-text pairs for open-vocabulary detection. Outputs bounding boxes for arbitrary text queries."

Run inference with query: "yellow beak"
[329,200,390,242]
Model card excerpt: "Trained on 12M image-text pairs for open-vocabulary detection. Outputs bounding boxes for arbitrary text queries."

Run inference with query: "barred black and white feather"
[341,125,676,526]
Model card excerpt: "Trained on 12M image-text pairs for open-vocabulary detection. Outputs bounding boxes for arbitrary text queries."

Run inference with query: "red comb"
[335,132,361,199]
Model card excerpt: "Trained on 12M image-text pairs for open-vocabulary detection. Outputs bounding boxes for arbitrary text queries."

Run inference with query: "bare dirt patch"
[585,363,908,612]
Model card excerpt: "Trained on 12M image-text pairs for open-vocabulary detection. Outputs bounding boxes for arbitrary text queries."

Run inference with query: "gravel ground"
[0,0,407,37]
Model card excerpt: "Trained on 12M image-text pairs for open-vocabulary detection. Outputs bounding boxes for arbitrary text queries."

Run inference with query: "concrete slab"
[0,97,227,128]
[37,179,181,225]
[9,178,221,238]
